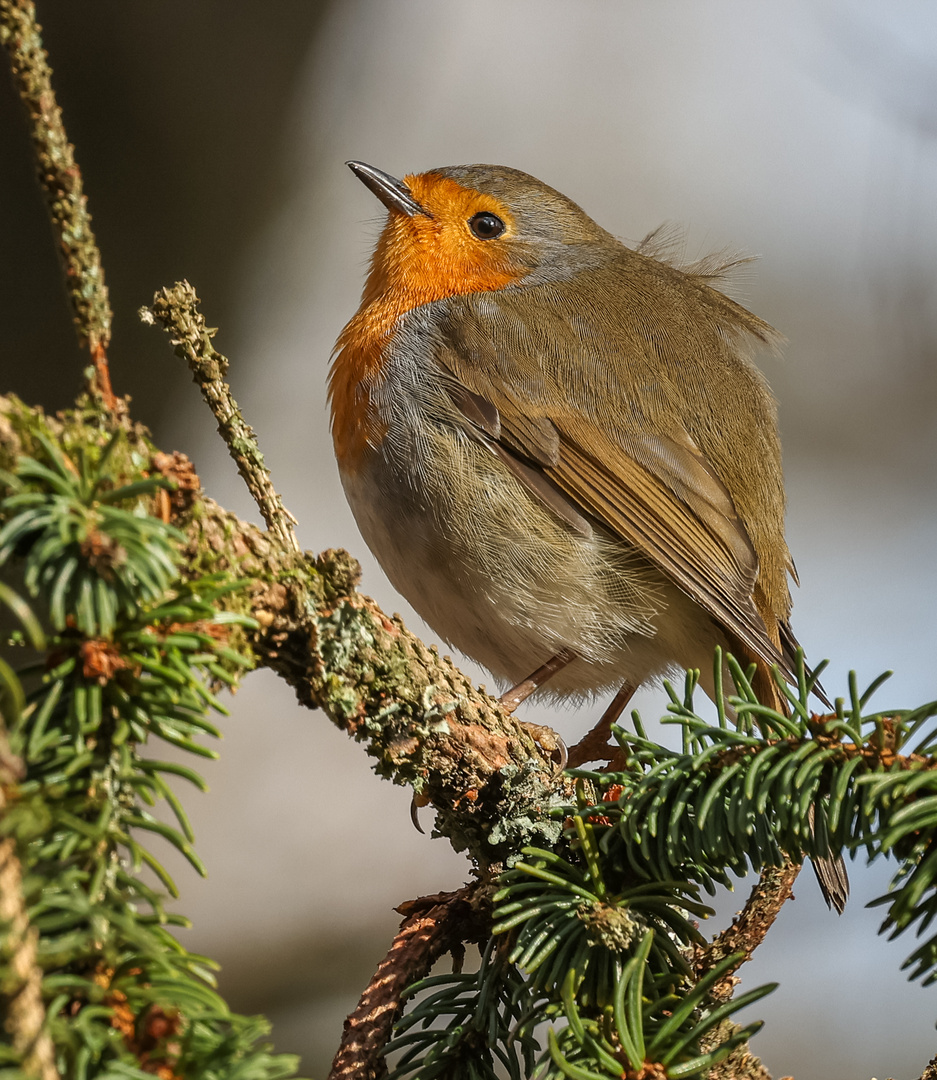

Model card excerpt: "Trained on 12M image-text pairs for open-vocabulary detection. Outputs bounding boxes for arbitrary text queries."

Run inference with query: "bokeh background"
[3,2,937,1076]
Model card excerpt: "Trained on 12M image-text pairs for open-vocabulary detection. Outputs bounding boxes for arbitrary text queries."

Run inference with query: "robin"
[331,160,847,911]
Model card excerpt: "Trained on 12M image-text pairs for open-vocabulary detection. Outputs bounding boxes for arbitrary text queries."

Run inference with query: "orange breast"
[330,172,523,473]
[329,300,397,470]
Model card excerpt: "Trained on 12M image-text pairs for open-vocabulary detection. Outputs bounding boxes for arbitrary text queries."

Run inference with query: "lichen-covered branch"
[279,546,567,857]
[0,393,569,870]
[915,1055,937,1080]
[140,283,300,553]
[703,1026,774,1080]
[0,0,116,411]
[219,525,571,862]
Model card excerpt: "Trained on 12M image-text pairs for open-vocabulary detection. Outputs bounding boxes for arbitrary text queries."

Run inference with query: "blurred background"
[3,1,936,1076]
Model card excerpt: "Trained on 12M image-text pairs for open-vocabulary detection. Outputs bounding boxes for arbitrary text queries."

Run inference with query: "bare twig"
[328,886,484,1080]
[693,859,801,1002]
[141,282,300,553]
[0,0,116,411]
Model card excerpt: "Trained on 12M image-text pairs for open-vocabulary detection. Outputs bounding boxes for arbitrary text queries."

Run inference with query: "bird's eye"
[468,212,505,240]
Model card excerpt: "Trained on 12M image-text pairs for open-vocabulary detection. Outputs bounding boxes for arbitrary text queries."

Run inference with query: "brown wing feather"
[438,351,788,676]
[433,256,798,676]
[542,420,786,672]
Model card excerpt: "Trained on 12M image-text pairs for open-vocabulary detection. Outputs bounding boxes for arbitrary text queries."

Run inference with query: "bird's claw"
[520,720,568,775]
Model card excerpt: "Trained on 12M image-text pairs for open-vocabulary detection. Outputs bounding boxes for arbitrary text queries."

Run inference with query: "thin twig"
[328,886,484,1080]
[693,859,801,1002]
[0,0,116,411]
[141,282,300,553]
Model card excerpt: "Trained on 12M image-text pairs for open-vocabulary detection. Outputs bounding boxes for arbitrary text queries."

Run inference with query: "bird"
[330,160,847,912]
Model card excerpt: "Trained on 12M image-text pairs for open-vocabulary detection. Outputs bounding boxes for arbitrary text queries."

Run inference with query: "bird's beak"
[346,161,430,218]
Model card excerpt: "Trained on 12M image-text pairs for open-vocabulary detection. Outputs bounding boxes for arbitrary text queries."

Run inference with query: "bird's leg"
[568,682,636,769]
[499,647,578,711]
[499,648,577,773]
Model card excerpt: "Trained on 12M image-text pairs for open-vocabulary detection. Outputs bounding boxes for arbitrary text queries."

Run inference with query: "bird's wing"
[435,345,788,675]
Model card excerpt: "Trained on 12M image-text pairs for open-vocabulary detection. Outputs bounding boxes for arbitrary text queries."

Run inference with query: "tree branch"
[0,737,59,1080]
[328,885,487,1080]
[694,860,801,1002]
[241,530,571,864]
[0,392,571,869]
[914,1055,937,1080]
[0,0,116,412]
[140,282,300,553]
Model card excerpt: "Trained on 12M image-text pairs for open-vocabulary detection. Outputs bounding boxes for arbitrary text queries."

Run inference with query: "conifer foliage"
[0,410,298,1079]
[382,662,937,1079]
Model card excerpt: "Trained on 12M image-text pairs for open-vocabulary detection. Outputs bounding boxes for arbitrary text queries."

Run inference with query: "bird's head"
[347,161,612,308]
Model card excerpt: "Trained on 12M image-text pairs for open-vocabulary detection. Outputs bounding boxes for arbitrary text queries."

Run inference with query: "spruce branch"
[0,0,117,412]
[0,572,56,1080]
[571,667,937,980]
[0,412,301,1078]
[383,936,540,1080]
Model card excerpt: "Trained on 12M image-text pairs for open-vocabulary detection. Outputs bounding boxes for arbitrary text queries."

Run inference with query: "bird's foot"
[567,682,636,769]
[519,720,568,774]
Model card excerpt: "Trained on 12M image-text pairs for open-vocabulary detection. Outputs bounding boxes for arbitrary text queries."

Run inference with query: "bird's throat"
[330,192,522,471]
